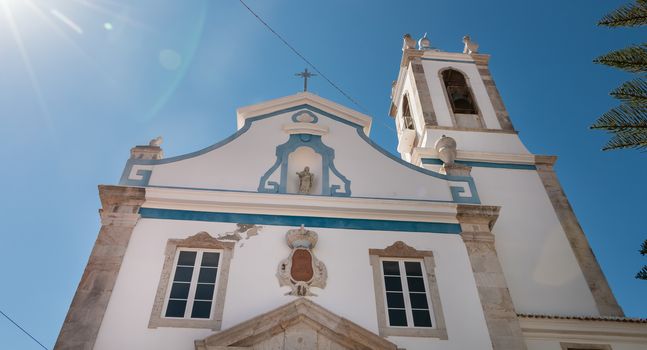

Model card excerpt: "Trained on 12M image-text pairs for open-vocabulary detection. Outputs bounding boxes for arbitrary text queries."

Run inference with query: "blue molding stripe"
[421,158,537,170]
[258,134,351,196]
[139,208,462,234]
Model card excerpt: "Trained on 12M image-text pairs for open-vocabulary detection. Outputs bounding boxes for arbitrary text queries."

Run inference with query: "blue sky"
[1,0,646,348]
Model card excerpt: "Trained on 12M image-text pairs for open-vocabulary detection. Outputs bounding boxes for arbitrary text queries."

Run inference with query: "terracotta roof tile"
[517,313,647,324]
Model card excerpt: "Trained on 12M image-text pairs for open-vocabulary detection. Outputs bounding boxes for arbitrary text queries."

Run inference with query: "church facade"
[55,35,647,350]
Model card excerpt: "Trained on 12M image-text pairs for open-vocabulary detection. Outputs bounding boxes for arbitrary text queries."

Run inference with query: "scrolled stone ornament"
[277,225,327,296]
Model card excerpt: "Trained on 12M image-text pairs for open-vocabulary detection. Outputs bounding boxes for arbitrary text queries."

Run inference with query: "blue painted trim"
[258,134,351,196]
[291,110,318,123]
[119,104,365,185]
[120,103,480,204]
[421,158,537,170]
[420,57,475,64]
[119,166,152,187]
[139,208,462,234]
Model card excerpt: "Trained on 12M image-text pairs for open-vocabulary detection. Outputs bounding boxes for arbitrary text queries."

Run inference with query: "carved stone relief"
[277,225,327,296]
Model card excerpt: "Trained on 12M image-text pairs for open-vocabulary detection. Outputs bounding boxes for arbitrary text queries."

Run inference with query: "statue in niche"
[296,166,314,194]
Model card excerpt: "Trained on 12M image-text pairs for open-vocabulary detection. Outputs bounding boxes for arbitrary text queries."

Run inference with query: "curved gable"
[120,94,479,204]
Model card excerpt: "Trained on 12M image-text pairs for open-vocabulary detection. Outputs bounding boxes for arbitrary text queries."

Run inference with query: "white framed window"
[369,241,447,339]
[163,249,222,320]
[149,232,235,330]
[381,259,434,328]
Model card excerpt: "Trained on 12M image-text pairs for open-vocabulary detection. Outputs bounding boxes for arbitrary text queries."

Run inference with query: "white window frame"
[148,232,235,330]
[162,248,222,320]
[369,241,447,339]
[380,258,436,329]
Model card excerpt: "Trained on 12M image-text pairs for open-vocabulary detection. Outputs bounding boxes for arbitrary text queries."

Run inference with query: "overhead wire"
[237,0,367,111]
[0,309,49,350]
[236,0,397,133]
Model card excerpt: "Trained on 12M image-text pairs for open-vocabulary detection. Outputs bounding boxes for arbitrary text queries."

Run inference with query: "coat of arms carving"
[277,225,327,296]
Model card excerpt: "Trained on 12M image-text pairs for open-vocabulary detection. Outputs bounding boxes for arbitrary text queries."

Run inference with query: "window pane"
[386,292,405,308]
[173,266,194,282]
[384,276,402,291]
[169,282,190,299]
[191,301,212,319]
[382,261,400,275]
[412,309,433,327]
[195,284,215,301]
[198,268,218,283]
[201,252,220,267]
[407,277,426,292]
[404,261,423,276]
[165,300,187,318]
[177,251,197,266]
[409,293,429,309]
[388,309,407,327]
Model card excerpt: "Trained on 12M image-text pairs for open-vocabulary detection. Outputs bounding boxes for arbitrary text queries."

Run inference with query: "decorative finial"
[462,35,479,54]
[418,32,431,50]
[402,33,416,51]
[295,68,317,92]
[149,136,163,147]
[434,135,457,165]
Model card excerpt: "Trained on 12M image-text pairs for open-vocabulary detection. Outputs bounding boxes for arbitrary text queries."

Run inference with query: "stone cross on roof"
[295,68,317,92]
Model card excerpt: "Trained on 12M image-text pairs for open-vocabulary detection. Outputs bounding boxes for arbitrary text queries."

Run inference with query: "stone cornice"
[456,204,500,227]
[518,316,647,344]
[236,92,372,135]
[424,125,518,134]
[143,187,459,224]
[99,185,146,212]
[400,48,424,67]
[470,53,491,65]
[197,298,398,350]
[412,148,536,167]
[534,155,558,167]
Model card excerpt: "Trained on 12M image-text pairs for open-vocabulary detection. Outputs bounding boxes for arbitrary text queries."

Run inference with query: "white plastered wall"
[469,166,599,315]
[93,218,493,350]
[146,109,457,202]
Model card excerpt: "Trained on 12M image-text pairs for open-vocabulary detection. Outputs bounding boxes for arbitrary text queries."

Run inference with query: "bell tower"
[388,32,625,323]
[390,33,529,165]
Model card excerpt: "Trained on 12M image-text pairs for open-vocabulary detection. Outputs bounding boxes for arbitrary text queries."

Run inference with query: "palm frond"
[591,103,647,130]
[611,78,647,104]
[591,104,647,150]
[641,239,647,256]
[594,44,647,72]
[602,132,647,150]
[599,0,647,27]
[637,265,647,280]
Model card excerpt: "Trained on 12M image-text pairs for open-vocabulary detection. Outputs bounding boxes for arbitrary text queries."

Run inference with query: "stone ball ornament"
[418,32,431,50]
